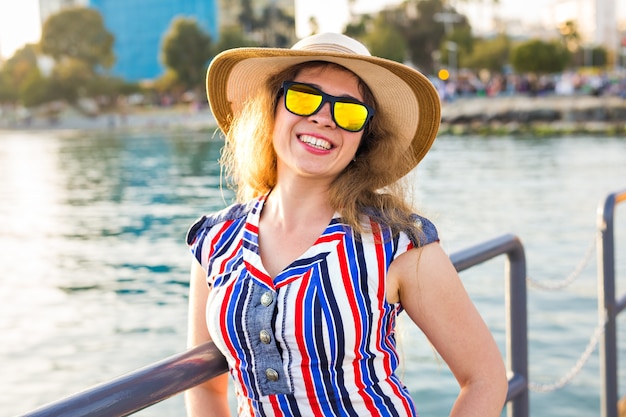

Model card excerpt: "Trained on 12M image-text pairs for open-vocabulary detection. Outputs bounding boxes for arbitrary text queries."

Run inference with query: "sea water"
[0,131,624,416]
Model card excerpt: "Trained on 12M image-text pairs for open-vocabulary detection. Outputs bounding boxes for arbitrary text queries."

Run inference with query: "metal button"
[265,368,279,381]
[259,329,271,344]
[260,291,273,307]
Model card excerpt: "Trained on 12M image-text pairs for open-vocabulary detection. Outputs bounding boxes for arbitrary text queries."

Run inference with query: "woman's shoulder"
[410,213,439,247]
[362,206,439,247]
[186,200,256,245]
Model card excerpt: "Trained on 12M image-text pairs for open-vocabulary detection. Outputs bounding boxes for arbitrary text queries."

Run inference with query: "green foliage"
[48,58,95,103]
[344,15,371,40]
[399,0,448,73]
[20,72,55,107]
[511,39,571,74]
[40,7,115,70]
[215,26,260,54]
[161,17,214,91]
[361,14,406,62]
[0,44,41,104]
[461,34,511,72]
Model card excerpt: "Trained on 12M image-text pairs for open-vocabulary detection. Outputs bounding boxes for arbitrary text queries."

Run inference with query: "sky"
[0,0,624,59]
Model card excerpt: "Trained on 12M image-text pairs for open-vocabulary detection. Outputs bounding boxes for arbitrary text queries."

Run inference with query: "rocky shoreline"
[440,94,626,136]
[1,94,625,136]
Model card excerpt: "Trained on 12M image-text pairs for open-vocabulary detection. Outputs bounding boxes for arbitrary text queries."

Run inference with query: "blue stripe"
[227,277,259,399]
[316,260,359,417]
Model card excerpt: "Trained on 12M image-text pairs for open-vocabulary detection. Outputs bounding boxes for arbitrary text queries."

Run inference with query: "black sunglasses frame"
[280,81,375,132]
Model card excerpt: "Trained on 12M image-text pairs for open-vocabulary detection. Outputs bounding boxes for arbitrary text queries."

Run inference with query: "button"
[260,291,273,306]
[259,329,271,344]
[265,368,279,381]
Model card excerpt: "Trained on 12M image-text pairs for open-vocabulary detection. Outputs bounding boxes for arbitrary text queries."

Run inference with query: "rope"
[524,232,602,391]
[529,318,606,393]
[527,235,597,290]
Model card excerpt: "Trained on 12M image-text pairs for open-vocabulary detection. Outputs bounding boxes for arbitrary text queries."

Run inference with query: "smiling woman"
[0,0,41,59]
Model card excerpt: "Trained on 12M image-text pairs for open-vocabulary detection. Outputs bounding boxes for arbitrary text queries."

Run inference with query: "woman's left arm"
[388,242,509,417]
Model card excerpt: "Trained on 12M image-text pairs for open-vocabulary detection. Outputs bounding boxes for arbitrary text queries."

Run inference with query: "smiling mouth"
[299,134,332,150]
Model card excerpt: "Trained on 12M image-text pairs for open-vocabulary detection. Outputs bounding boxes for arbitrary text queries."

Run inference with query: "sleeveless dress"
[187,194,439,417]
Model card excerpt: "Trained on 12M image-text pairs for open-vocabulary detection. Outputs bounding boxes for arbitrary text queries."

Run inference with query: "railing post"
[597,190,626,417]
[506,238,528,417]
[22,233,532,417]
[451,234,529,417]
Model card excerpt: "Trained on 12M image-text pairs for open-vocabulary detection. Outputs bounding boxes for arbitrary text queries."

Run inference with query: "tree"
[558,20,581,52]
[49,57,95,103]
[462,34,511,73]
[0,44,41,104]
[510,39,570,74]
[239,0,256,32]
[40,7,115,71]
[161,17,214,91]
[259,5,295,47]
[308,16,319,36]
[344,14,371,40]
[400,0,449,73]
[37,7,116,105]
[19,71,55,108]
[362,13,407,63]
[215,26,259,54]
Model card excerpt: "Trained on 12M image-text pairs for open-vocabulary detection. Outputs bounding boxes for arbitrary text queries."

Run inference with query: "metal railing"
[597,189,626,417]
[19,233,529,417]
[450,234,529,417]
[19,341,228,417]
[21,186,626,417]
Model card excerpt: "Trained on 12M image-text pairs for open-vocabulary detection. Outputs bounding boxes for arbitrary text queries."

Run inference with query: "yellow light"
[438,69,450,81]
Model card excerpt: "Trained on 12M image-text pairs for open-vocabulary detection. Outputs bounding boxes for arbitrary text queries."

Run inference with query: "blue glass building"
[88,0,218,81]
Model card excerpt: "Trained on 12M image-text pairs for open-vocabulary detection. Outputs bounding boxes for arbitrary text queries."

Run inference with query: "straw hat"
[206,32,441,177]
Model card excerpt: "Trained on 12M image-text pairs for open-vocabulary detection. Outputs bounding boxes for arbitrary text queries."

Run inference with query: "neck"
[263,181,335,229]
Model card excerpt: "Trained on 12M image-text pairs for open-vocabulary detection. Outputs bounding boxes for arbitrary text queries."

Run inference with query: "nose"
[308,102,336,128]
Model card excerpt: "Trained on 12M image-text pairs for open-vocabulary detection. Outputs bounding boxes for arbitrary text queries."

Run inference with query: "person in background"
[185,32,508,417]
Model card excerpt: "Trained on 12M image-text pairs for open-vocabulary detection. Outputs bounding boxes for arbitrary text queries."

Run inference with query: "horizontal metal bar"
[20,233,530,417]
[20,341,228,417]
[617,294,626,315]
[506,373,527,402]
[450,233,524,272]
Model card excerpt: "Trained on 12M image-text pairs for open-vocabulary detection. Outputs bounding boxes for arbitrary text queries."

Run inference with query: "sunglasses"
[280,81,375,132]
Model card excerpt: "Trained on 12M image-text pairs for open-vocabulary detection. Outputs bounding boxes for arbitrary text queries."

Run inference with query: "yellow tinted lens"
[334,102,369,131]
[285,86,322,116]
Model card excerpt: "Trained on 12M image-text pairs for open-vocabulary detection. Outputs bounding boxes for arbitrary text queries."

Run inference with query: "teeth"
[299,135,332,150]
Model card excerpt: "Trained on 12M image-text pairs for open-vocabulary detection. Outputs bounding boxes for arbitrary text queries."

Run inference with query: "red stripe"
[269,393,284,416]
[371,222,392,377]
[373,221,414,415]
[315,230,344,244]
[209,220,233,258]
[244,260,274,290]
[336,239,380,414]
[293,270,325,415]
[218,281,252,403]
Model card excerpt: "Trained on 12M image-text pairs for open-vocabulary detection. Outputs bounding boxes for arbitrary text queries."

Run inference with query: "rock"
[440,95,626,135]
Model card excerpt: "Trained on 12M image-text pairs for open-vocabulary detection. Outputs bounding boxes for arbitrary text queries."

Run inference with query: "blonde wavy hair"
[220,61,424,242]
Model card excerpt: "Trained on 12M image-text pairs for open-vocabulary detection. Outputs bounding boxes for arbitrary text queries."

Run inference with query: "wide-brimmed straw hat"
[206,32,441,179]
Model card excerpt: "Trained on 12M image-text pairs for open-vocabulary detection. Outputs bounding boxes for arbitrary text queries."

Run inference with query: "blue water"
[0,131,624,416]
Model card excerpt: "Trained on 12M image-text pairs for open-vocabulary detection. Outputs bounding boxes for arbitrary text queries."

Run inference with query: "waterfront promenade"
[1,94,625,135]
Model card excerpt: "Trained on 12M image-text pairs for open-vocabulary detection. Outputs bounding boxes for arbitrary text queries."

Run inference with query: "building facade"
[90,0,218,81]
[38,0,218,82]
[37,0,297,81]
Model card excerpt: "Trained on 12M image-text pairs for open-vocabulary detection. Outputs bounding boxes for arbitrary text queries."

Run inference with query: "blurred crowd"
[432,69,626,102]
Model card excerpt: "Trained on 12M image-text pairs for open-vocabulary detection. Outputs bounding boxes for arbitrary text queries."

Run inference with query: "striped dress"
[187,195,439,417]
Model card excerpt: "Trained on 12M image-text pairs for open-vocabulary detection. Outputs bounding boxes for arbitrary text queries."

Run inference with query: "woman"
[186,33,507,417]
